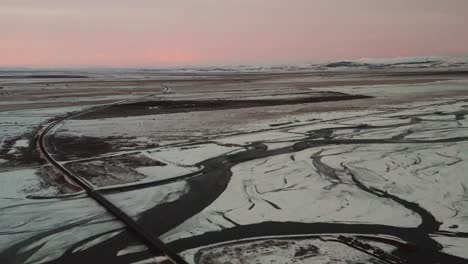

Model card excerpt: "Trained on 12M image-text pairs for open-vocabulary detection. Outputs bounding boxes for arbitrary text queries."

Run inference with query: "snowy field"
[1,60,468,264]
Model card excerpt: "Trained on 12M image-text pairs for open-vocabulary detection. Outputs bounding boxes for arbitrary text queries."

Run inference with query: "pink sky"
[1,0,468,67]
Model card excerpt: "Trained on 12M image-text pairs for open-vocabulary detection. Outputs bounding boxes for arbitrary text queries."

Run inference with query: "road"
[36,85,187,264]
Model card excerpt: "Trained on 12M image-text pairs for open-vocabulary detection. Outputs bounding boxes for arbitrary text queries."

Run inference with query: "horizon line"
[1,54,468,70]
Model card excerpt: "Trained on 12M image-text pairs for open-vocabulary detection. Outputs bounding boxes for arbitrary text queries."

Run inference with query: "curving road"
[36,86,188,264]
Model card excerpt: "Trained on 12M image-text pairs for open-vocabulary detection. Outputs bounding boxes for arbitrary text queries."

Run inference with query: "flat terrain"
[1,61,468,264]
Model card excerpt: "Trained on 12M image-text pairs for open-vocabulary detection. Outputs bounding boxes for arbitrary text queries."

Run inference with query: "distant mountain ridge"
[322,56,468,70]
[1,56,468,74]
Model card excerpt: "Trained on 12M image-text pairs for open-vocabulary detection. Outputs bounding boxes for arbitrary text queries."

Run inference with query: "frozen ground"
[0,168,154,264]
[180,236,395,264]
[1,61,468,264]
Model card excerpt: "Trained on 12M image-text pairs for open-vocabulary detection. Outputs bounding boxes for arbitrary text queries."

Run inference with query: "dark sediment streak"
[77,93,372,119]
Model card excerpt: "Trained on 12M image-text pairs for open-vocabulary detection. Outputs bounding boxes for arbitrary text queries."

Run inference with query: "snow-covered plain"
[2,63,468,264]
[180,236,391,264]
[0,168,153,264]
[159,98,468,262]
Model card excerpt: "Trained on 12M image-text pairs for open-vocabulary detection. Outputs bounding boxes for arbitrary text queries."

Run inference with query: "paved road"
[36,86,187,264]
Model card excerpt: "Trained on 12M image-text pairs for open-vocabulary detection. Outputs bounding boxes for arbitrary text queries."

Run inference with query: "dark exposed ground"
[49,136,114,159]
[78,92,372,119]
[0,127,44,168]
[64,153,166,187]
[0,75,88,79]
